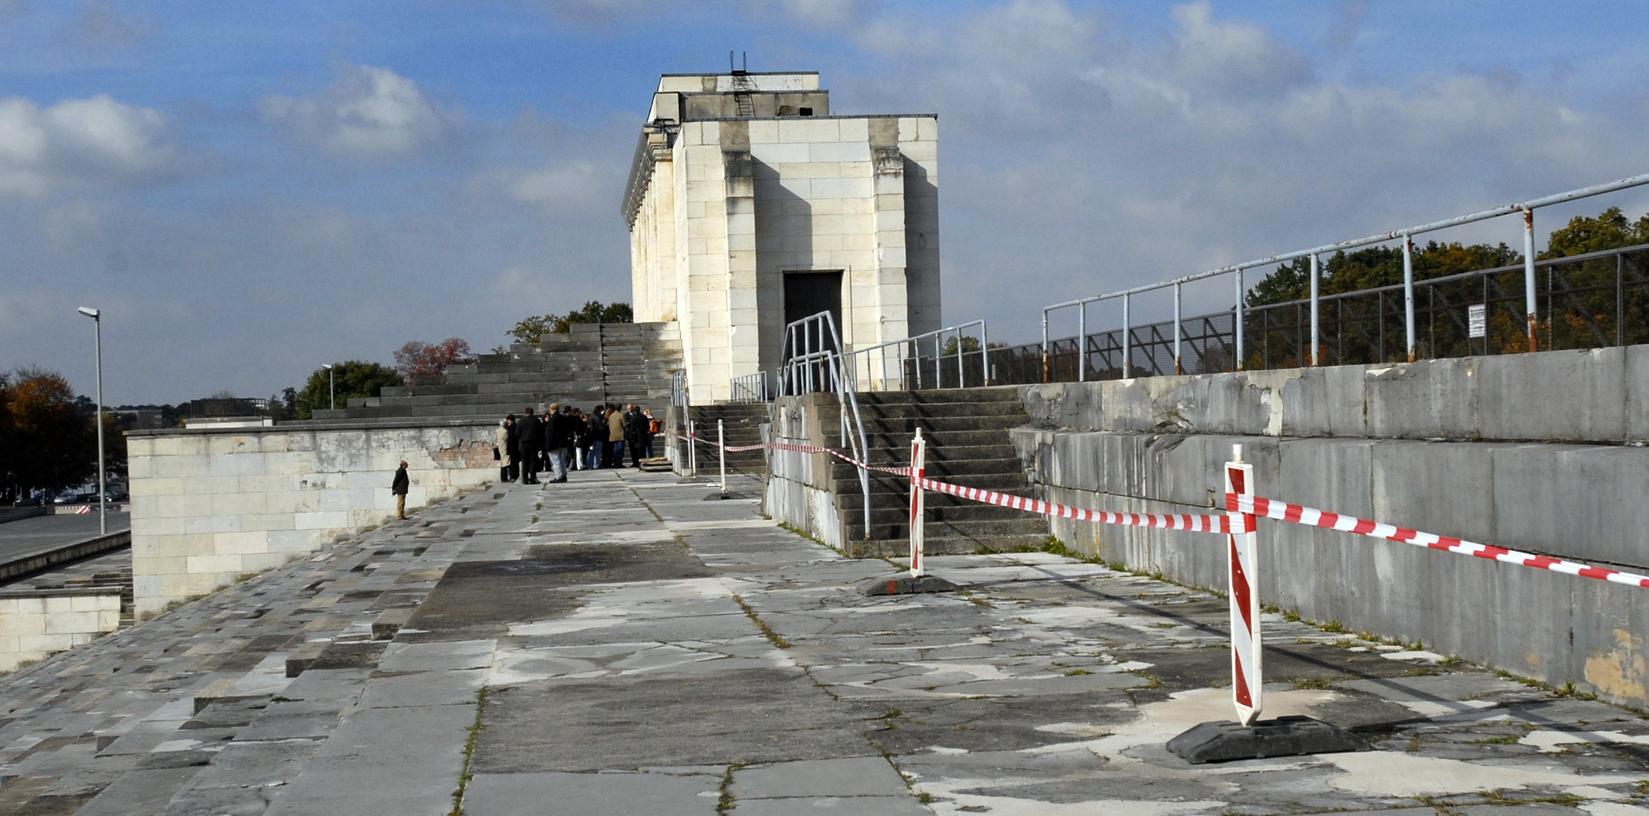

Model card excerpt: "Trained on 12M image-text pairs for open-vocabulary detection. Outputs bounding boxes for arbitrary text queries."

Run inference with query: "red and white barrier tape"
[1229,494,1649,590]
[677,432,910,477]
[915,474,1231,534]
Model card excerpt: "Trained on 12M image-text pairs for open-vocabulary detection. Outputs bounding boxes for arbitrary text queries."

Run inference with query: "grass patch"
[1064,668,1093,677]
[1319,619,1349,634]
[1468,735,1520,746]
[716,762,745,815]
[732,593,791,650]
[1288,676,1337,690]
[448,686,490,816]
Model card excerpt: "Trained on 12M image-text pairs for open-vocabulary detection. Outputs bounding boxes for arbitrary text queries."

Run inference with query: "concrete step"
[847,533,1052,557]
[858,415,1026,433]
[846,517,1051,541]
[857,401,1029,419]
[856,386,1024,405]
[830,457,1022,478]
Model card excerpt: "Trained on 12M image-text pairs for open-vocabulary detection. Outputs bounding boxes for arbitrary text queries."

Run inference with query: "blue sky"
[3,0,1647,403]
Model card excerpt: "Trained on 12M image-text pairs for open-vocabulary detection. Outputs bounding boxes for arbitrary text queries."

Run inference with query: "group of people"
[497,403,658,484]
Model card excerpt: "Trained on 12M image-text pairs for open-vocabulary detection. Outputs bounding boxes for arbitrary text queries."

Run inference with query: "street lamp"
[322,363,335,410]
[77,306,106,535]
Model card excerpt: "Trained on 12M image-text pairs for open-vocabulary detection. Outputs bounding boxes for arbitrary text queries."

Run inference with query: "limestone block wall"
[633,114,940,402]
[127,421,496,618]
[0,589,122,673]
[762,394,846,551]
[1009,345,1649,706]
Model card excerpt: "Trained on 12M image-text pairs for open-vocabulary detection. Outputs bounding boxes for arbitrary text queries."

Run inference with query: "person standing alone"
[391,461,410,520]
[606,403,625,468]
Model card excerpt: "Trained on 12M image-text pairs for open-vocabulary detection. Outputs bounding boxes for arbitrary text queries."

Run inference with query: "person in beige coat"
[605,404,625,467]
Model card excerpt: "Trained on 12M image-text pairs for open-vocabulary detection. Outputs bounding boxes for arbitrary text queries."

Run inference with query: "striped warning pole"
[1225,444,1262,726]
[908,428,927,577]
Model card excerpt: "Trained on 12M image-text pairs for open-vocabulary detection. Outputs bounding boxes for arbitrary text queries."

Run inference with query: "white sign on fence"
[1468,304,1487,339]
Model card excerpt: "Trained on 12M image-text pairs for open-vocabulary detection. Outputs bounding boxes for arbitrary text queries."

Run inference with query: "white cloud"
[0,93,178,197]
[840,0,1649,332]
[505,160,604,207]
[261,65,453,159]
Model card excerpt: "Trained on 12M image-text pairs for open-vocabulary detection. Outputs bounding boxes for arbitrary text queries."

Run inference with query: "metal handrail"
[729,370,768,403]
[777,311,872,539]
[1041,171,1649,378]
[844,319,991,391]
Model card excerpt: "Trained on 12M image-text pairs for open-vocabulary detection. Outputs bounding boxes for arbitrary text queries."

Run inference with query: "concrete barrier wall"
[0,589,122,673]
[1010,343,1649,706]
[763,394,847,550]
[127,420,496,618]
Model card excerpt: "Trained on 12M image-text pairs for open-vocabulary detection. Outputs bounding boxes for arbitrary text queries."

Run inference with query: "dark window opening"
[799,107,814,117]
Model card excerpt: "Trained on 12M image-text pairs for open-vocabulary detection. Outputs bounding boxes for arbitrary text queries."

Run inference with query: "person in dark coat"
[572,409,590,471]
[624,404,646,468]
[545,403,573,483]
[516,407,543,484]
[391,460,410,519]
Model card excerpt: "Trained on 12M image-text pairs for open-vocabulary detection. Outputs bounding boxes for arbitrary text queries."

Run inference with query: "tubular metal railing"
[777,311,872,538]
[1040,171,1649,380]
[996,241,1649,385]
[844,320,991,391]
[729,370,769,403]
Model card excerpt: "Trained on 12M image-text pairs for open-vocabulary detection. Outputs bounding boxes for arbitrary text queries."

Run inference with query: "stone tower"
[623,71,940,401]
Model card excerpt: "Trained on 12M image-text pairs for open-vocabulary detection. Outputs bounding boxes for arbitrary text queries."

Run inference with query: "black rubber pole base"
[1167,716,1369,764]
[857,573,959,596]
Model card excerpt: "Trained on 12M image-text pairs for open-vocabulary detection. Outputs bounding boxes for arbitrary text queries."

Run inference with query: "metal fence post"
[1309,254,1321,366]
[717,418,726,493]
[1122,293,1133,378]
[955,329,964,388]
[1523,208,1539,352]
[1402,234,1417,362]
[980,320,992,386]
[1234,269,1245,371]
[1173,283,1183,374]
[1077,302,1087,382]
[1040,308,1050,384]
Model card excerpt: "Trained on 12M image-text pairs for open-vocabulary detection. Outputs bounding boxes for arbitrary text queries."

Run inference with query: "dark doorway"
[783,270,844,350]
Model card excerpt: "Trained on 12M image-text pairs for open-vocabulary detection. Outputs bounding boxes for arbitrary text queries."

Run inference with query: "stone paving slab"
[2,469,1648,815]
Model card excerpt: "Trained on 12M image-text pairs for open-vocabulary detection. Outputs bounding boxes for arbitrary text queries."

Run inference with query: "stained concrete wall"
[762,394,847,551]
[0,589,122,673]
[1011,344,1649,706]
[126,420,496,618]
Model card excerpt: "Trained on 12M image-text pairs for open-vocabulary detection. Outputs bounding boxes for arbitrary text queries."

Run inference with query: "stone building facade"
[624,71,940,401]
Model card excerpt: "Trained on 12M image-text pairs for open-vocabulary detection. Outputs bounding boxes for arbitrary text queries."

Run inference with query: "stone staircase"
[832,388,1049,557]
[311,322,681,422]
[685,403,769,477]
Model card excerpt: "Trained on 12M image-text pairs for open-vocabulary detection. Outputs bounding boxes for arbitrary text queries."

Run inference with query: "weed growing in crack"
[731,593,791,649]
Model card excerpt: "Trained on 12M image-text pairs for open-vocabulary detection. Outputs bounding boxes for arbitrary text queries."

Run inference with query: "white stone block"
[748,120,779,143]
[836,118,869,142]
[809,142,870,163]
[809,178,873,199]
[750,142,810,164]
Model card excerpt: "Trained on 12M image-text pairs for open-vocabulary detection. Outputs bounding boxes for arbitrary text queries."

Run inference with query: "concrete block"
[1489,443,1649,568]
[1370,440,1498,545]
[1365,358,1479,440]
[1477,347,1626,442]
[1625,345,1649,442]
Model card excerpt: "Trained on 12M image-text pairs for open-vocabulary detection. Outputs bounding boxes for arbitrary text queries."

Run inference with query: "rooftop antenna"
[729,50,735,72]
[742,51,748,72]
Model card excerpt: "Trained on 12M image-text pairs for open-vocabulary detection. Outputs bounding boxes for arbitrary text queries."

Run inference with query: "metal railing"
[996,241,1649,384]
[1040,171,1649,380]
[729,370,769,403]
[777,311,872,537]
[844,320,991,391]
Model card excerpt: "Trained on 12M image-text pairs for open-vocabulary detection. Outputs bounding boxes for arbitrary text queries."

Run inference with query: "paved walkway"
[0,512,129,566]
[2,470,1647,815]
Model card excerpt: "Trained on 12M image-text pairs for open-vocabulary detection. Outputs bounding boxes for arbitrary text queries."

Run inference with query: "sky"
[2,0,1647,405]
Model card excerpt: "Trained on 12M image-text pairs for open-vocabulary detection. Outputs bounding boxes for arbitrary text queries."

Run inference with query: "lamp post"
[322,363,335,410]
[77,306,106,535]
